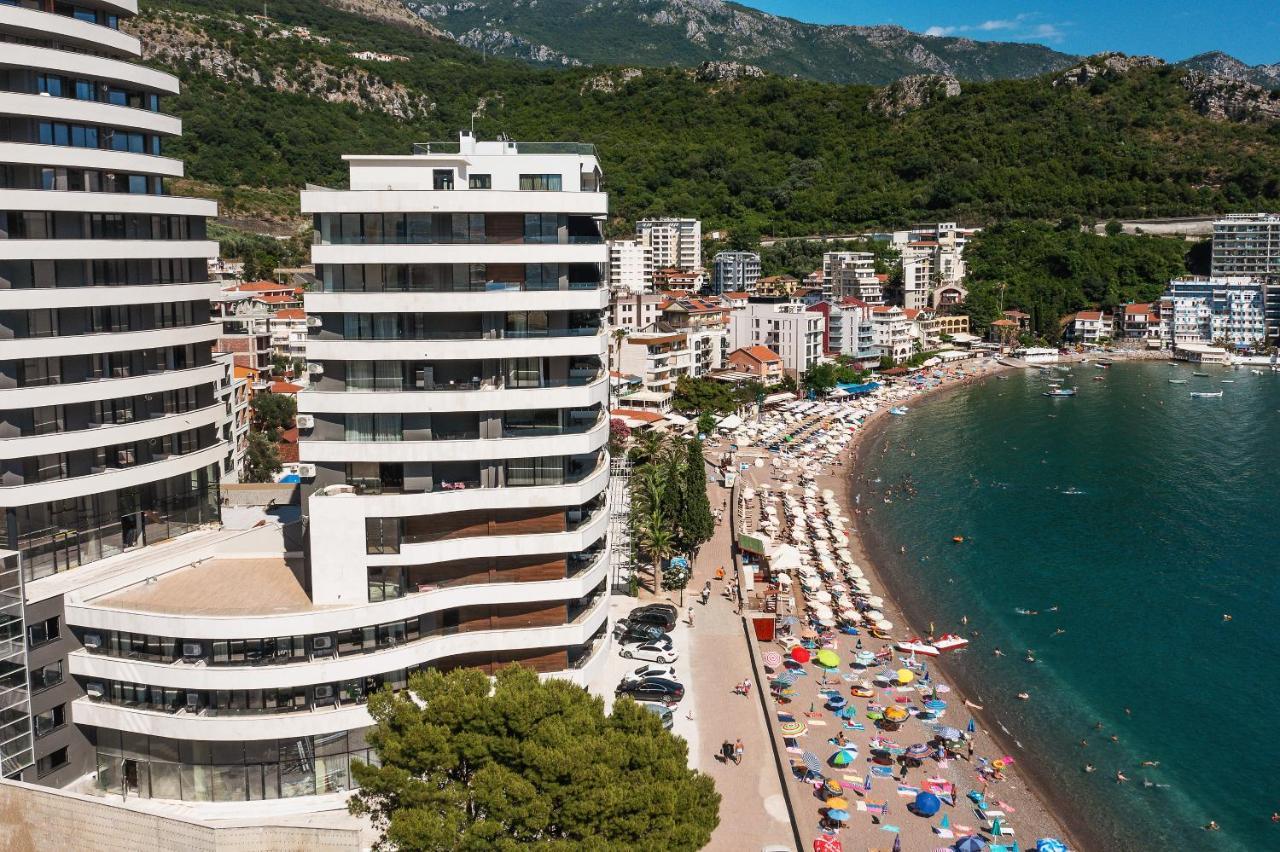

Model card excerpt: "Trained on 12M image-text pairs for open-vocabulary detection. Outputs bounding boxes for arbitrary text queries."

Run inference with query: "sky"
[740,1,1277,66]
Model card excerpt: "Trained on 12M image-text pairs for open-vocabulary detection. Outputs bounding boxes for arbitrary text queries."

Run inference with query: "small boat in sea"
[1168,379,1187,384]
[933,634,970,652]
[1251,369,1264,375]
[1092,376,1105,381]
[1221,380,1235,384]
[1094,363,1109,370]
[1043,388,1077,397]
[889,407,909,416]
[1192,372,1210,377]
[1190,391,1223,398]
[896,639,941,657]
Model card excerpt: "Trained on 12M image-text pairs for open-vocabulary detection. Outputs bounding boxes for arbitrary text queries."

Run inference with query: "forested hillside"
[141,0,1280,237]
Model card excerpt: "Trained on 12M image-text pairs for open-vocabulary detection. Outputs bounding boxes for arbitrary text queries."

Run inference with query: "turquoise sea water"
[856,361,1279,852]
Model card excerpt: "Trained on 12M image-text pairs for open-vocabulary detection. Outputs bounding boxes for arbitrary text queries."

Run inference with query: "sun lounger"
[978,809,1006,819]
[985,822,1015,836]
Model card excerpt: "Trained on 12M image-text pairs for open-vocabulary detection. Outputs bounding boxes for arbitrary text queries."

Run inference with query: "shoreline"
[836,367,1093,851]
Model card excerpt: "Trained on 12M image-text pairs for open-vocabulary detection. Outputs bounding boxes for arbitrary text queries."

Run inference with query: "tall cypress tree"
[680,438,715,552]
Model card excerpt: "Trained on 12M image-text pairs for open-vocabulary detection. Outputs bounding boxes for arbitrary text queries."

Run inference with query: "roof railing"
[410,141,598,156]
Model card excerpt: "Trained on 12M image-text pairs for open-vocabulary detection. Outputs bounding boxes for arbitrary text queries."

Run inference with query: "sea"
[855,360,1279,852]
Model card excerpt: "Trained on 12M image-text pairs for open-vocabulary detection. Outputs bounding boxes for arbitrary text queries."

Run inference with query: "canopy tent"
[716,413,744,431]
[768,543,804,572]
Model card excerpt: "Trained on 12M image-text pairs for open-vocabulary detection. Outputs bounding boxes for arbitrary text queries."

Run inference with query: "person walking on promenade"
[701,581,711,606]
[715,566,725,581]
[687,606,695,627]
[733,739,744,766]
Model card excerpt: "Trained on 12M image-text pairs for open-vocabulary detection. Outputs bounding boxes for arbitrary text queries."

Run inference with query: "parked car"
[621,663,678,685]
[635,602,678,619]
[617,631,673,650]
[616,677,684,704]
[614,620,665,643]
[618,642,679,664]
[625,607,677,632]
[637,701,674,730]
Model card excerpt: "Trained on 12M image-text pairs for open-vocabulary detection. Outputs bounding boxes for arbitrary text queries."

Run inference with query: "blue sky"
[740,1,1277,65]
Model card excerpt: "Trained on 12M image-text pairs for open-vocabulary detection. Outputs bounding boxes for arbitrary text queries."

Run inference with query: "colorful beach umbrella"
[1036,841,1068,852]
[913,791,941,817]
[828,748,857,768]
[896,668,915,684]
[883,706,909,723]
[826,808,850,822]
[815,649,841,669]
[781,719,808,737]
[791,646,811,663]
[802,751,823,774]
[938,726,963,742]
[825,796,849,810]
[955,837,987,852]
[762,651,783,669]
[813,837,842,852]
[905,743,932,760]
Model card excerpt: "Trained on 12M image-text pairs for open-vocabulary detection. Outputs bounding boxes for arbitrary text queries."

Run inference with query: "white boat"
[933,634,970,652]
[889,407,909,416]
[1190,391,1223,398]
[1168,379,1187,384]
[1221,380,1235,384]
[896,639,940,657]
[1251,369,1264,375]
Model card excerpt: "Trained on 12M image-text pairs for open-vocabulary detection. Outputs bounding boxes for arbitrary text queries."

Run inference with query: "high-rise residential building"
[635,217,701,271]
[827,253,881,304]
[1211,213,1280,279]
[711,251,760,295]
[0,1,225,785]
[1162,276,1268,348]
[607,238,652,294]
[729,297,824,377]
[299,132,611,697]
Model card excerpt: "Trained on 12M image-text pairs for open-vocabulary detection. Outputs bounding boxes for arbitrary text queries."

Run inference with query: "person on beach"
[733,739,744,766]
[716,566,725,581]
[687,606,694,628]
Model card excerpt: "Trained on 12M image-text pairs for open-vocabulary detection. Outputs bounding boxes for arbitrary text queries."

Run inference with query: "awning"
[763,391,797,406]
[717,413,744,431]
[737,532,771,555]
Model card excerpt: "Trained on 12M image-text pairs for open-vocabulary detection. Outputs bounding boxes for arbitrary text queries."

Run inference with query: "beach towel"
[863,802,889,815]
[843,721,865,731]
[934,828,955,840]
[896,785,921,796]
[881,825,901,833]
[871,766,895,777]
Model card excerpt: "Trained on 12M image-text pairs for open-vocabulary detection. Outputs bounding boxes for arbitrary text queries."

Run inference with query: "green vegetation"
[207,221,308,274]
[802,361,873,396]
[629,432,716,594]
[249,391,297,433]
[145,0,1280,235]
[244,431,282,483]
[963,221,1196,338]
[350,664,720,851]
[758,238,898,279]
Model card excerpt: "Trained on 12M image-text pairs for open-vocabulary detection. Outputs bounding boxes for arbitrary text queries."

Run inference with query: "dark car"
[616,677,684,704]
[614,620,665,643]
[626,607,677,632]
[636,602,678,619]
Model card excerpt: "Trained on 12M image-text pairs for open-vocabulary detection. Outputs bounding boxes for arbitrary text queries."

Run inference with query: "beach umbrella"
[867,595,885,608]
[815,590,832,603]
[801,751,822,774]
[866,610,885,622]
[782,720,808,737]
[883,706,909,723]
[828,748,856,768]
[938,726,963,742]
[826,808,850,822]
[813,836,843,852]
[892,835,902,852]
[791,647,811,663]
[954,837,987,852]
[771,672,797,686]
[876,619,894,631]
[905,743,932,760]
[1035,840,1068,852]
[913,791,942,817]
[780,615,800,626]
[896,668,915,684]
[824,778,844,796]
[762,651,783,669]
[825,693,847,710]
[825,796,849,810]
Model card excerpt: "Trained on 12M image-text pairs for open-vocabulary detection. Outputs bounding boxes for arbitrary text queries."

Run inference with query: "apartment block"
[635,217,701,271]
[730,297,824,377]
[1162,277,1267,348]
[711,251,760,296]
[1211,213,1280,279]
[607,239,652,294]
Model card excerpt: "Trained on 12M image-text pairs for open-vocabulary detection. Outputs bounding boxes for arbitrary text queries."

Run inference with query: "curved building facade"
[0,0,222,785]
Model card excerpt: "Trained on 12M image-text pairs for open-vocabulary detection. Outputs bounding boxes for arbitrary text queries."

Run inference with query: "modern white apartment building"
[870,305,918,362]
[299,131,611,703]
[616,331,691,412]
[0,0,225,787]
[828,253,881,304]
[1162,277,1268,348]
[1211,213,1280,279]
[635,217,701,271]
[658,295,730,377]
[214,352,250,482]
[609,291,663,334]
[730,297,824,377]
[808,298,877,363]
[267,307,308,363]
[607,238,652,294]
[711,250,760,295]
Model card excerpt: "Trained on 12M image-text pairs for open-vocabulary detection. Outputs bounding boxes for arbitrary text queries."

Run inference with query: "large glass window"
[519,174,562,191]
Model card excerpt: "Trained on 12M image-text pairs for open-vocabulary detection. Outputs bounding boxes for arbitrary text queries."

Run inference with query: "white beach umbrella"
[876,619,894,631]
[867,595,884,608]
[866,609,884,622]
[814,590,832,604]
[812,604,835,620]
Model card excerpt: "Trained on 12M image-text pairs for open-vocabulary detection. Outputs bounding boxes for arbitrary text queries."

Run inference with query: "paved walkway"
[689,478,795,851]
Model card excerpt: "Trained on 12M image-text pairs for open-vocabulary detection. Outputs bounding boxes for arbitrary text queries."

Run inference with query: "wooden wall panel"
[487,214,523,245]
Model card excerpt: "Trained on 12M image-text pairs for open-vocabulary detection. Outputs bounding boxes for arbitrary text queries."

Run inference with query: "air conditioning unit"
[295,414,315,429]
[82,633,102,649]
[297,463,317,479]
[311,635,334,653]
[307,363,324,375]
[313,684,335,701]
[306,316,322,328]
[86,682,104,699]
[182,641,203,659]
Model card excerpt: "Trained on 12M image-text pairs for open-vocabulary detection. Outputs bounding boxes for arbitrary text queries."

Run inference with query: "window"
[27,617,58,647]
[36,746,68,777]
[519,174,562,191]
[432,169,454,190]
[468,174,491,189]
[34,704,66,737]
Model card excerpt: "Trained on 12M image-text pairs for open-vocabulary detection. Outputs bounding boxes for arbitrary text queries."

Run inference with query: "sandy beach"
[725,355,1081,851]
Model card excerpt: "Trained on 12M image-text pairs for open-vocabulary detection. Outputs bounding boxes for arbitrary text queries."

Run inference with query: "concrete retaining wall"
[221,482,300,506]
[0,779,360,852]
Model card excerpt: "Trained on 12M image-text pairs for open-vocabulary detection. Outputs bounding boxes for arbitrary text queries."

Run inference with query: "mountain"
[136,0,1280,237]
[402,0,1077,84]
[1176,51,1280,90]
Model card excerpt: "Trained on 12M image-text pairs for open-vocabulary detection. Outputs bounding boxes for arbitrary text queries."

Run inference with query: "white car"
[619,642,679,664]
[621,663,678,685]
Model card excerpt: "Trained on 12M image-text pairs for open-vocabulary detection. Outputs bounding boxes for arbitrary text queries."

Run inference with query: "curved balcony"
[299,416,607,465]
[0,403,220,457]
[371,503,610,569]
[310,454,610,519]
[306,329,607,362]
[67,596,609,742]
[0,442,223,508]
[0,239,216,262]
[303,287,607,314]
[0,362,222,408]
[310,242,608,267]
[0,322,220,360]
[0,142,184,177]
[0,91,179,136]
[0,189,214,216]
[0,43,178,94]
[0,280,218,310]
[0,5,139,57]
[66,562,609,689]
[297,374,608,415]
[301,188,608,216]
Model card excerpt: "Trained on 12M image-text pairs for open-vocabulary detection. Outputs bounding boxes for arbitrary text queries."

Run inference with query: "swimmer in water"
[1223,614,1232,622]
[1017,692,1030,701]
[1053,628,1066,637]
[1025,650,1036,663]
[993,648,1004,657]
[1084,764,1096,773]
[1116,771,1129,783]
[1141,760,1160,767]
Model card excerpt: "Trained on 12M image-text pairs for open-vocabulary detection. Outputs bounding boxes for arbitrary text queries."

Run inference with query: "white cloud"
[923,14,1068,44]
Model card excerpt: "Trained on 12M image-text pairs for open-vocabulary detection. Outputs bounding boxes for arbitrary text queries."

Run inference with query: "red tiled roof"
[269,381,303,394]
[610,408,666,424]
[989,319,1017,327]
[236,281,292,293]
[1076,311,1104,321]
[732,345,782,364]
[272,309,307,320]
[722,291,749,299]
[840,297,870,307]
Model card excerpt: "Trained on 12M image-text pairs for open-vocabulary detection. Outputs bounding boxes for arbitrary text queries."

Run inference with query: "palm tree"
[631,430,667,466]
[639,513,676,595]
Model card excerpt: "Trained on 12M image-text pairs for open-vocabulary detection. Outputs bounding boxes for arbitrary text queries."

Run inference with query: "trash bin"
[752,616,775,641]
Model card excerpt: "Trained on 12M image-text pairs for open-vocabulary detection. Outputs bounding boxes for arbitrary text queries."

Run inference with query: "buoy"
[952,536,965,544]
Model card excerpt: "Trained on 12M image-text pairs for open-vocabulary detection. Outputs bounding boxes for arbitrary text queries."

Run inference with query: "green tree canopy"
[244,431,282,483]
[351,664,720,851]
[678,438,715,552]
[251,391,297,432]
